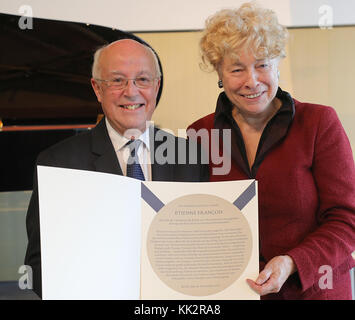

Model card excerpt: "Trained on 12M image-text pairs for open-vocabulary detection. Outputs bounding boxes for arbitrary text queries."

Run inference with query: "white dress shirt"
[105,118,152,181]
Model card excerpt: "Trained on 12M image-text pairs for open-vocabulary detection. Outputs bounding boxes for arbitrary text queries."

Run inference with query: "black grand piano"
[0,13,163,192]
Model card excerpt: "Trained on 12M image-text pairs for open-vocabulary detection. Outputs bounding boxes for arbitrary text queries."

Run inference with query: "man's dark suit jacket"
[25,119,208,298]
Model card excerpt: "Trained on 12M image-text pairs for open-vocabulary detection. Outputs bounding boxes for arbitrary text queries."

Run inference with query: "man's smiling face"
[91,39,160,136]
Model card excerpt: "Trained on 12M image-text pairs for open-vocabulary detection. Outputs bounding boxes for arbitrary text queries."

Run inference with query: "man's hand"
[246,255,296,296]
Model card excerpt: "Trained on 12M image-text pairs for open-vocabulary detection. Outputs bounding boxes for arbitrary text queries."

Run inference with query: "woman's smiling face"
[219,50,280,117]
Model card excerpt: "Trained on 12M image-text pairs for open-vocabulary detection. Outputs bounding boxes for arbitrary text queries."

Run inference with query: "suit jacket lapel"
[91,119,123,176]
[90,123,176,180]
[151,127,174,181]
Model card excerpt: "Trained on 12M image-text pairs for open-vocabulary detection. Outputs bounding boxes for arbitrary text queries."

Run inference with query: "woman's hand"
[246,255,296,296]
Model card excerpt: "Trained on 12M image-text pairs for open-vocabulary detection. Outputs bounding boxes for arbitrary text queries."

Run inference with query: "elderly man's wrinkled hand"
[246,255,296,296]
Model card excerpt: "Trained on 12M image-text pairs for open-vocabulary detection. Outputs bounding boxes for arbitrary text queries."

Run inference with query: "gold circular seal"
[146,194,252,296]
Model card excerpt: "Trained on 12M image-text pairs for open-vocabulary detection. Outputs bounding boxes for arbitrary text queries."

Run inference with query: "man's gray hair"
[91,40,161,79]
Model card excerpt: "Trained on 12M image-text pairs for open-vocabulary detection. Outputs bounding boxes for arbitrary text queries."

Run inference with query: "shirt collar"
[105,118,151,152]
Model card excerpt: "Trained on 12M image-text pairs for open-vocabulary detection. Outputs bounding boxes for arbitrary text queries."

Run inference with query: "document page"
[38,166,141,300]
[37,167,259,300]
[140,180,259,300]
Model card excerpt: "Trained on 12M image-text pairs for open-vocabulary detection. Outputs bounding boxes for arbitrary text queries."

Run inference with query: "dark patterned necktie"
[126,139,145,181]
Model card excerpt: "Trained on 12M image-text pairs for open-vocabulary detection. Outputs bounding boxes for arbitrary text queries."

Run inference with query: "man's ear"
[155,78,161,97]
[91,78,102,103]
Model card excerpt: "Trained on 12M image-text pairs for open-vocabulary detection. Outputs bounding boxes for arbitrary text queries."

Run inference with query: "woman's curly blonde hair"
[200,2,288,71]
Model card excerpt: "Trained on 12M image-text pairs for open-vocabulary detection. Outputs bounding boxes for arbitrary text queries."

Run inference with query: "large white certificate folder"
[37,166,259,300]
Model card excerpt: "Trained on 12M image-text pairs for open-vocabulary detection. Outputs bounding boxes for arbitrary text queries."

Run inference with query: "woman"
[188,2,355,299]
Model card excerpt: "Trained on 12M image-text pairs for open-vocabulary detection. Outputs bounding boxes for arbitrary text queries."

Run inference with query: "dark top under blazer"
[25,119,209,298]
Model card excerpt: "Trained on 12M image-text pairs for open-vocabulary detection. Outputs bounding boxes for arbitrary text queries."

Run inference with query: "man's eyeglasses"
[95,76,159,89]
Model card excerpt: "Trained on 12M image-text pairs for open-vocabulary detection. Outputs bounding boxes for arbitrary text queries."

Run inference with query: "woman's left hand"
[246,255,296,296]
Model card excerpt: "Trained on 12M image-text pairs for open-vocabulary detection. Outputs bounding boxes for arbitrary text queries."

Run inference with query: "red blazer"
[188,98,355,299]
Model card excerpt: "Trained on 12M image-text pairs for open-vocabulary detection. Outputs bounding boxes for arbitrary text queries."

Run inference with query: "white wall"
[1,0,354,31]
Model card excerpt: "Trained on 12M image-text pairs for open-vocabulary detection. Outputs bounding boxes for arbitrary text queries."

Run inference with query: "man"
[25,39,208,298]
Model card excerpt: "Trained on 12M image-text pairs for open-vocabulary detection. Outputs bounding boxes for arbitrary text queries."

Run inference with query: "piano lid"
[0,13,164,126]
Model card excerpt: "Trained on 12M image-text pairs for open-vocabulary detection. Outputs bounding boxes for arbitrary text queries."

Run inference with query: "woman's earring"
[277,70,280,79]
[218,79,223,88]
